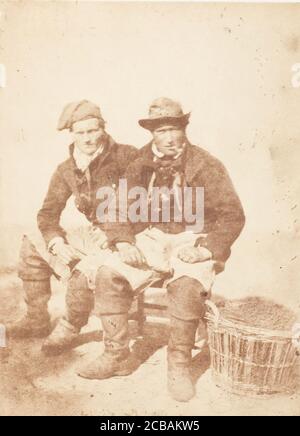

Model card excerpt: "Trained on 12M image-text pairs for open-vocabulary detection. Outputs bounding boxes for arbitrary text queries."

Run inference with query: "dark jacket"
[104,142,245,267]
[37,134,137,246]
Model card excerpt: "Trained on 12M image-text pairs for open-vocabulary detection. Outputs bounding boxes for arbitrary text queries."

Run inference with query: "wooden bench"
[130,279,168,336]
[130,281,208,347]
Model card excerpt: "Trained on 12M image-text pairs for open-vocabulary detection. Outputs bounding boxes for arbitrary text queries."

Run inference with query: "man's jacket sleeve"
[99,144,139,244]
[37,166,72,246]
[103,160,141,247]
[196,159,245,264]
[116,144,139,177]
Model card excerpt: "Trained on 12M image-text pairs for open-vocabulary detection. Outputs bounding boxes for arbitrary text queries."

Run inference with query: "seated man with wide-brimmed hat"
[73,97,245,403]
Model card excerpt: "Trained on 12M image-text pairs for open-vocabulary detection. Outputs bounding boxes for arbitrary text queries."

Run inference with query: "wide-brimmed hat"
[57,100,105,131]
[138,97,190,131]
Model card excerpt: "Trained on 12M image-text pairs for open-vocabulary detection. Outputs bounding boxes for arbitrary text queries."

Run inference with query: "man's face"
[72,118,105,155]
[152,124,186,157]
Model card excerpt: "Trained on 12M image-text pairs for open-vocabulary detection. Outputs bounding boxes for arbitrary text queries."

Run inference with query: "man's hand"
[177,246,212,264]
[116,242,147,268]
[51,239,80,265]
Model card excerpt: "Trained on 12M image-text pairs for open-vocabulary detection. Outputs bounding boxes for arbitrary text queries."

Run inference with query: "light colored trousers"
[26,226,216,293]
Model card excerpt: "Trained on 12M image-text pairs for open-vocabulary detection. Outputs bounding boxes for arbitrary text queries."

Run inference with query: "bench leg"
[137,293,145,336]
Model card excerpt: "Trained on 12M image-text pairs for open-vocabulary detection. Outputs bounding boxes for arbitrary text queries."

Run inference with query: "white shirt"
[151,142,185,161]
[148,143,186,211]
[73,144,104,172]
[48,144,105,251]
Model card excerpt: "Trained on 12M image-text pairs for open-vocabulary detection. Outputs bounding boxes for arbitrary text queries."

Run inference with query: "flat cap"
[57,100,105,131]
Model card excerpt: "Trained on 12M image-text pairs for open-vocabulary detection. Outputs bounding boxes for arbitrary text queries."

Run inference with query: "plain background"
[0,1,299,308]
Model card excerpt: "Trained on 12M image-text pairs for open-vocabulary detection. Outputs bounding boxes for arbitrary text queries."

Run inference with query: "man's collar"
[151,142,186,160]
[151,143,165,159]
[144,141,203,185]
[73,144,105,172]
[68,134,116,172]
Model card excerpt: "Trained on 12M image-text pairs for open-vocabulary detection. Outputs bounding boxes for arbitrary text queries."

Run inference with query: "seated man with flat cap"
[8,100,137,341]
[74,97,245,403]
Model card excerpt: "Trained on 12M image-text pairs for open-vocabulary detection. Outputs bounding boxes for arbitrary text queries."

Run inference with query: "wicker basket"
[205,300,299,396]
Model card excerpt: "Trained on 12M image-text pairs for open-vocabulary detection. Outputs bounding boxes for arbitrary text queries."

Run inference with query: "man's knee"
[18,235,52,281]
[67,270,94,308]
[66,270,94,327]
[94,266,132,298]
[94,266,133,315]
[167,276,211,320]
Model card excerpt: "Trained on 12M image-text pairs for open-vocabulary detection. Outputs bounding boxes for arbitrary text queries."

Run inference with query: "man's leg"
[78,266,136,379]
[167,276,210,402]
[8,235,52,338]
[42,270,95,354]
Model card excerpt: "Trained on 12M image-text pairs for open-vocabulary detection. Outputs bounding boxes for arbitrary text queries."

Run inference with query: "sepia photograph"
[0,0,299,417]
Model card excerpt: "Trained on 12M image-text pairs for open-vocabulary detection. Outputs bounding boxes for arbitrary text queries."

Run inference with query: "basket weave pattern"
[205,301,298,396]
